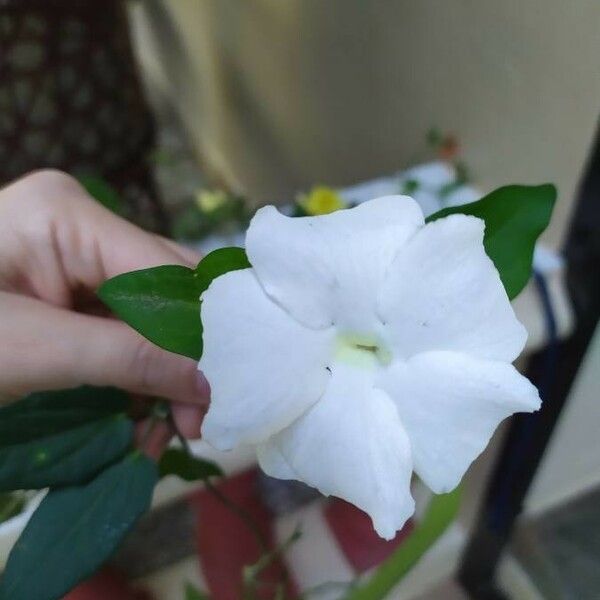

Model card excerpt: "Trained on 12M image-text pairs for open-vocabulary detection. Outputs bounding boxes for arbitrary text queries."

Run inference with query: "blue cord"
[489,269,559,531]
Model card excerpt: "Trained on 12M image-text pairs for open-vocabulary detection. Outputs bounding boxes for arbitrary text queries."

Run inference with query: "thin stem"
[165,408,269,553]
[165,408,193,455]
[242,527,301,600]
[139,413,161,452]
[164,405,301,599]
[204,478,269,553]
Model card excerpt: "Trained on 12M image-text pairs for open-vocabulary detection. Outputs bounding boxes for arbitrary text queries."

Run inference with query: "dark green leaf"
[194,246,251,292]
[0,453,158,600]
[98,247,250,360]
[100,264,203,360]
[78,174,123,214]
[159,448,223,481]
[344,486,462,600]
[291,202,309,217]
[0,387,133,491]
[0,386,130,445]
[427,184,556,299]
[0,416,133,492]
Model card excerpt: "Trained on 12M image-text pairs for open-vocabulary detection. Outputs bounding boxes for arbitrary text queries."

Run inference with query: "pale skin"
[0,170,208,453]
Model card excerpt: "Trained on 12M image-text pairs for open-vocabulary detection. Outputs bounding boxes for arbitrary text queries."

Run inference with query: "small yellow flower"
[195,189,229,213]
[299,186,346,216]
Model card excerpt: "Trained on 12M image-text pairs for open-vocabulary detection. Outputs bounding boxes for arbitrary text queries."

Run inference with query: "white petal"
[266,364,415,540]
[246,196,424,331]
[200,269,334,450]
[256,442,297,480]
[378,351,541,493]
[378,214,527,362]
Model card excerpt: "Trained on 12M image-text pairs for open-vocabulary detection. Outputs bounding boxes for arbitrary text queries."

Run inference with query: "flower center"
[334,332,392,369]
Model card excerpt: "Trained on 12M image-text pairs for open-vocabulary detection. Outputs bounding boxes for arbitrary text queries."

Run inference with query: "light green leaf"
[344,486,462,600]
[0,492,27,524]
[78,174,123,214]
[159,448,223,481]
[185,582,210,600]
[427,184,556,299]
[98,247,250,360]
[0,387,134,491]
[0,453,158,600]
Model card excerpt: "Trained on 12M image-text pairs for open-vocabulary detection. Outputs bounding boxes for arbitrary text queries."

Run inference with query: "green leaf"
[185,582,210,600]
[100,264,203,360]
[0,453,158,600]
[98,247,251,360]
[344,486,462,600]
[0,387,133,491]
[426,127,443,147]
[0,386,130,445]
[401,178,420,195]
[427,184,556,299]
[0,415,133,492]
[159,448,223,481]
[78,174,123,214]
[0,492,27,524]
[194,246,251,292]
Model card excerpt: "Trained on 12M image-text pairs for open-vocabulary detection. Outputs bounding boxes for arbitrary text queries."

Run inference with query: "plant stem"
[139,414,161,452]
[165,408,269,553]
[242,528,301,600]
[204,478,269,553]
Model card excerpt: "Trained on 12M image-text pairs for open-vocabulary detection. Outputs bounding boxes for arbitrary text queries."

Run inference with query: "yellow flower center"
[334,332,392,369]
[301,186,346,216]
[195,189,229,213]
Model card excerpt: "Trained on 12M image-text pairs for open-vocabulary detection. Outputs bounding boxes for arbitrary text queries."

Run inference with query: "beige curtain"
[130,0,600,248]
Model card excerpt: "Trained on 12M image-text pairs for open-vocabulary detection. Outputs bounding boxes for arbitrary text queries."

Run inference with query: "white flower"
[199,196,541,539]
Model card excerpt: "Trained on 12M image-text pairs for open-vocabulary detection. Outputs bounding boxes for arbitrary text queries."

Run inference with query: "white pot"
[0,493,43,570]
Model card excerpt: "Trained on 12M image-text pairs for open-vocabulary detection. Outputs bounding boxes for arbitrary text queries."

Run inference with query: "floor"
[513,485,600,600]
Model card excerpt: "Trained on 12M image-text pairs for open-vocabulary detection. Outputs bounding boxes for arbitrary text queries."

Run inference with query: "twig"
[165,408,269,553]
[204,478,269,553]
[242,527,302,600]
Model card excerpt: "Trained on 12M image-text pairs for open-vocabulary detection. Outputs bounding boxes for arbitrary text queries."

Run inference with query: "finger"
[0,291,209,406]
[156,236,201,267]
[61,207,202,290]
[135,419,172,460]
[0,171,202,301]
[172,401,206,439]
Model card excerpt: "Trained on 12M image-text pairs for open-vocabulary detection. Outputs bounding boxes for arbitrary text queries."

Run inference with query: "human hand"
[0,170,208,445]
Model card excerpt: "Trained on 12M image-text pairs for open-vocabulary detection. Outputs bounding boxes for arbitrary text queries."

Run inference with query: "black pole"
[458,121,600,599]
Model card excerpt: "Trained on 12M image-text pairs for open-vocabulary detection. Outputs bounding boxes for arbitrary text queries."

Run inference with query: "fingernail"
[196,370,211,402]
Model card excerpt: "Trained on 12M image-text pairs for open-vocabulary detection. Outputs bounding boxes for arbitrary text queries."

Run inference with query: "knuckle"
[24,169,83,199]
[129,338,165,394]
[3,170,86,215]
